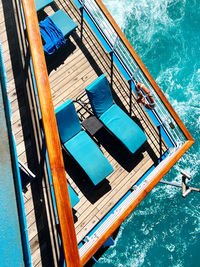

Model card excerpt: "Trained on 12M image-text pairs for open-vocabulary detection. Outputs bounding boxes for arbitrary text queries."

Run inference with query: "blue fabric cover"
[68,184,80,208]
[39,17,66,54]
[86,74,147,153]
[100,105,147,153]
[56,99,114,185]
[50,10,78,38]
[55,99,82,144]
[86,74,114,117]
[64,131,113,185]
[34,0,54,11]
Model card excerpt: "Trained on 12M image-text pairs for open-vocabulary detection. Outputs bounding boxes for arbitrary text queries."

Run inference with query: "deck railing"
[79,0,190,149]
[76,0,194,264]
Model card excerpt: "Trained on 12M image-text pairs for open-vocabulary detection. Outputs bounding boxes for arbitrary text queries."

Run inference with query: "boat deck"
[0,0,168,265]
[46,0,167,243]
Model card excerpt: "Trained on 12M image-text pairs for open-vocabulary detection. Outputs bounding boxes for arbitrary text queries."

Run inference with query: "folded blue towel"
[39,17,66,54]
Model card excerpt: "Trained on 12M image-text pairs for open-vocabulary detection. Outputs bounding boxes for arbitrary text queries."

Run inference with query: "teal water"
[97,1,200,266]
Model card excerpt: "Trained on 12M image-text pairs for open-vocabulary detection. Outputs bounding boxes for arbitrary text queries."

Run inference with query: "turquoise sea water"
[97,1,200,266]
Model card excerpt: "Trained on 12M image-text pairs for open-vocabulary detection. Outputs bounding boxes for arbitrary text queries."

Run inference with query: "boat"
[0,0,194,266]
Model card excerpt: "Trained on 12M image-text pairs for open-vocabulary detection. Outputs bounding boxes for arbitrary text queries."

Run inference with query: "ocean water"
[97,0,200,266]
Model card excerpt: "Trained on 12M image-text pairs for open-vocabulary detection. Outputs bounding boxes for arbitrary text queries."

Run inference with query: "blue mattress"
[86,74,147,154]
[56,99,113,186]
[100,104,147,154]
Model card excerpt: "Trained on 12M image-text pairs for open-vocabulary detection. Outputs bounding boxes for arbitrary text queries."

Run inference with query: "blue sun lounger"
[85,74,147,154]
[39,9,78,54]
[49,10,78,38]
[55,99,114,186]
[34,0,78,37]
[34,0,54,12]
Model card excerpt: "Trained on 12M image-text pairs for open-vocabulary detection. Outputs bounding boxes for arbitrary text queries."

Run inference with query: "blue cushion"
[50,10,78,38]
[55,99,82,144]
[100,104,147,154]
[68,184,80,208]
[86,74,114,117]
[34,0,54,11]
[64,131,114,185]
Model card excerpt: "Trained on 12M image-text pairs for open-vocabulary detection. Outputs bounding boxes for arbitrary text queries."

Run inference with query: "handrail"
[21,0,81,266]
[79,0,186,149]
[81,140,194,265]
[94,0,194,143]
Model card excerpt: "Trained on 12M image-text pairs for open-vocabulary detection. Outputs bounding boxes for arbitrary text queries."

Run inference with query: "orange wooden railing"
[81,141,193,265]
[21,0,81,266]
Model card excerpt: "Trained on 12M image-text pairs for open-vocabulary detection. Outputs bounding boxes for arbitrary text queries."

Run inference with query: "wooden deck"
[46,0,167,243]
[0,0,167,265]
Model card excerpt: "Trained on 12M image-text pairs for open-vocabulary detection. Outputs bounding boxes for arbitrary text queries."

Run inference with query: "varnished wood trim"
[21,1,81,265]
[81,140,194,265]
[94,0,194,142]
